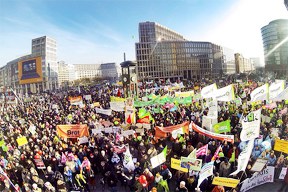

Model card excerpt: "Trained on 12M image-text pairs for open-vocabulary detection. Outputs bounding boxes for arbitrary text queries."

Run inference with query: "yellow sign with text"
[18,56,43,85]
[274,139,288,154]
[171,158,188,173]
[212,177,240,188]
[17,136,28,147]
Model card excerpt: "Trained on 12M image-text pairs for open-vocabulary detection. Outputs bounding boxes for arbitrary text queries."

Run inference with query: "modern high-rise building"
[261,19,288,77]
[135,21,234,81]
[235,53,255,73]
[250,57,262,68]
[222,47,236,74]
[100,63,121,80]
[0,36,58,94]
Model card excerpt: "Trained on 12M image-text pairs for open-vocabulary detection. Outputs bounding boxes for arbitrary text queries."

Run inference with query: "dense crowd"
[0,77,287,192]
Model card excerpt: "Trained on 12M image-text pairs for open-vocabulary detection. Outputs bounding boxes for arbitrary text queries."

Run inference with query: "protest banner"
[113,145,126,154]
[83,94,92,100]
[171,158,188,173]
[213,84,235,102]
[28,125,36,135]
[230,139,254,175]
[240,166,274,192]
[123,146,135,171]
[135,128,144,135]
[213,120,231,134]
[269,81,285,100]
[104,127,113,133]
[191,122,234,143]
[78,136,89,145]
[69,96,83,105]
[93,102,100,107]
[272,87,288,101]
[207,99,218,118]
[111,96,126,102]
[202,116,217,132]
[274,139,288,154]
[175,90,194,98]
[155,121,189,138]
[56,124,89,138]
[197,161,214,188]
[142,123,151,130]
[17,136,28,147]
[180,157,202,171]
[240,109,261,141]
[121,130,135,137]
[279,167,287,179]
[110,101,125,112]
[201,83,217,99]
[96,108,112,116]
[250,83,269,102]
[212,177,240,188]
[150,146,167,168]
[250,158,268,172]
[91,128,102,135]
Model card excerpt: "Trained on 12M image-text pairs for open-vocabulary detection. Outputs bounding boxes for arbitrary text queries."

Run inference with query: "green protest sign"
[213,120,231,133]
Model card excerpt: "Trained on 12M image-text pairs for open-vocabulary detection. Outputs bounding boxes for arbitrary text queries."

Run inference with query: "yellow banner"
[175,91,194,98]
[212,177,240,188]
[274,139,288,154]
[17,136,28,147]
[171,158,188,173]
[111,96,126,102]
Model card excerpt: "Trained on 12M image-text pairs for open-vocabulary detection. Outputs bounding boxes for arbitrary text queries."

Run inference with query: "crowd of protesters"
[0,76,287,192]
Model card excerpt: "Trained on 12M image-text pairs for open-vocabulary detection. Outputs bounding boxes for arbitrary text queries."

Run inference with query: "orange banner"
[69,96,82,103]
[56,124,89,138]
[155,121,189,138]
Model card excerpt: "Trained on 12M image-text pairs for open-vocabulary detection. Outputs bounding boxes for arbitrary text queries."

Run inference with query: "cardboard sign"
[251,158,268,172]
[274,139,288,154]
[171,158,188,173]
[17,136,28,147]
[212,177,240,188]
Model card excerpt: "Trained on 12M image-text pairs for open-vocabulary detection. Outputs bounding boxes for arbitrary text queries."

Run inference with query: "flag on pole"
[197,161,214,188]
[211,145,222,161]
[150,146,167,168]
[123,145,135,171]
[196,144,208,157]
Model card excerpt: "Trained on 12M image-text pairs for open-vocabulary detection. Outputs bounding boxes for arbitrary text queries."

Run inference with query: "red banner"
[155,121,189,138]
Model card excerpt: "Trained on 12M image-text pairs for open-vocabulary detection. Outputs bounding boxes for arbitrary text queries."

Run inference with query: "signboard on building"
[18,57,43,84]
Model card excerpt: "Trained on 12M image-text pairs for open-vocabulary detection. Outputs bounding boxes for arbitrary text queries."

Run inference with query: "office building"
[261,19,288,77]
[74,64,102,80]
[136,21,233,81]
[0,36,58,94]
[100,63,121,80]
[235,53,254,73]
[222,47,236,74]
[250,57,262,69]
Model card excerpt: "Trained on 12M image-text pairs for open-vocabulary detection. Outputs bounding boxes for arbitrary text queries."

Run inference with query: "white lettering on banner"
[240,166,274,192]
[201,84,217,99]
[213,84,234,102]
[95,108,112,116]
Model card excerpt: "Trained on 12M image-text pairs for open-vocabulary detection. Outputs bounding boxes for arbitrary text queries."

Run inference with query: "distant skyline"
[0,0,287,67]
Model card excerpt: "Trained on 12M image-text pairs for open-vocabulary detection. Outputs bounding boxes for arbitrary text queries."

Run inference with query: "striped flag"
[196,144,208,157]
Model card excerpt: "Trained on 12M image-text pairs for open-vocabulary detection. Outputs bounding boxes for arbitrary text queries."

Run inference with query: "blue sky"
[0,0,287,67]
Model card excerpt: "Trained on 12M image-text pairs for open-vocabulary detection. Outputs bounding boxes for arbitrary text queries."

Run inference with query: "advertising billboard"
[18,57,43,84]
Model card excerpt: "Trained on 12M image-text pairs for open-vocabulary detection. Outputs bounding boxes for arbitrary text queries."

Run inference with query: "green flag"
[213,120,231,133]
[187,149,196,159]
[0,140,4,147]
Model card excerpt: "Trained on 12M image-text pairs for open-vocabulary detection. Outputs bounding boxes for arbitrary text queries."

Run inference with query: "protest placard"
[171,158,188,173]
[212,177,240,188]
[274,139,288,154]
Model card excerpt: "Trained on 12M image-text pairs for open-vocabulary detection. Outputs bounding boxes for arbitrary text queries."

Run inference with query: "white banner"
[96,108,112,116]
[78,136,89,145]
[272,87,288,101]
[123,146,135,171]
[201,83,217,99]
[240,166,274,192]
[175,90,194,98]
[197,161,214,188]
[230,139,254,175]
[150,147,167,169]
[279,167,287,179]
[269,81,285,100]
[110,101,125,112]
[202,116,218,132]
[91,128,102,135]
[83,95,92,100]
[207,99,218,118]
[250,84,269,102]
[121,130,135,137]
[213,84,235,102]
[240,109,261,141]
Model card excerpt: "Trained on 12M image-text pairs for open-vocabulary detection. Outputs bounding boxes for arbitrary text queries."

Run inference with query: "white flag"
[240,109,261,141]
[250,84,269,102]
[213,84,235,102]
[272,87,288,101]
[150,146,167,169]
[197,161,214,188]
[269,81,285,100]
[123,146,135,171]
[201,83,217,99]
[230,139,254,175]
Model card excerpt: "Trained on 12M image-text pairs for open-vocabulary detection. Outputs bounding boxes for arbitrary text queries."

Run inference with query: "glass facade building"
[261,19,288,77]
[136,22,233,81]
